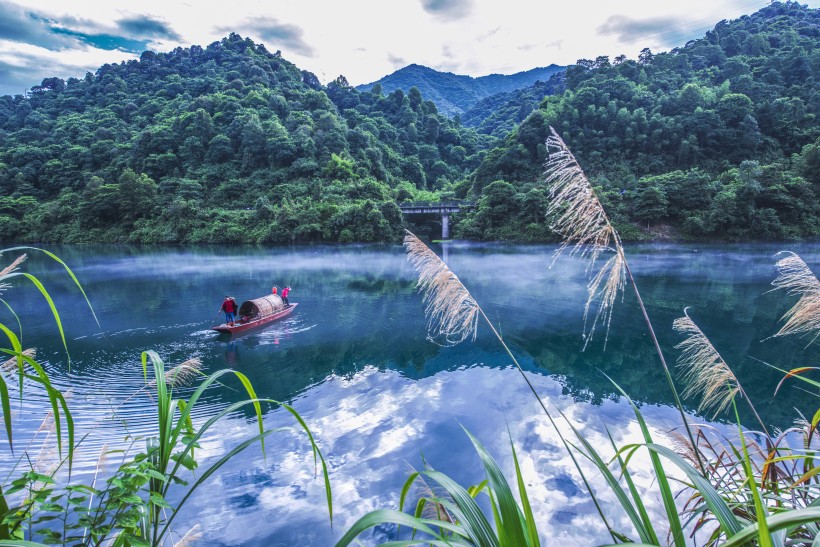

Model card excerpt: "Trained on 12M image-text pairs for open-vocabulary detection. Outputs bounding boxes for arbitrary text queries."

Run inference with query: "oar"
[211,309,223,327]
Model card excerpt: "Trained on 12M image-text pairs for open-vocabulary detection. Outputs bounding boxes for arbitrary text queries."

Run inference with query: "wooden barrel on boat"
[238,295,285,320]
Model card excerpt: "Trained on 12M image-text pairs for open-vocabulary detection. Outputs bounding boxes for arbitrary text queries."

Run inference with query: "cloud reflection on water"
[182,364,701,545]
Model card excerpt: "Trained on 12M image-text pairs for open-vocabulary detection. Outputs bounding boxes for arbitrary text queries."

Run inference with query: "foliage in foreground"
[0,249,332,545]
[339,132,820,545]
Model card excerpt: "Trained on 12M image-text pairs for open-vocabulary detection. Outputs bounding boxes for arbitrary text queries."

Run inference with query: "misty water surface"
[4,242,818,544]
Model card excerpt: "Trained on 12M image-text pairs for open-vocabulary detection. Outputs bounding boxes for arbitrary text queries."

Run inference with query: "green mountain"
[458,1,820,242]
[460,73,566,137]
[0,34,495,244]
[355,64,566,117]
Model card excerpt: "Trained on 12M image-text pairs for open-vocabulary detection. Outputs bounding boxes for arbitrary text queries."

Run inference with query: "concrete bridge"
[398,201,475,239]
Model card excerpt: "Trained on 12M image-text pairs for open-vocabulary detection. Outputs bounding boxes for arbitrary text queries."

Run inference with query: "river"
[3,242,817,545]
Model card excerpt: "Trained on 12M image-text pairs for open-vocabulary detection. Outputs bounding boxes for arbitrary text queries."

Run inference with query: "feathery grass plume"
[674,308,740,418]
[404,231,479,345]
[166,357,203,387]
[544,128,625,346]
[674,308,768,435]
[175,524,203,546]
[769,251,820,341]
[0,347,35,373]
[584,252,625,348]
[0,253,27,278]
[36,410,55,435]
[543,127,708,473]
[411,463,455,524]
[159,357,203,388]
[403,231,620,540]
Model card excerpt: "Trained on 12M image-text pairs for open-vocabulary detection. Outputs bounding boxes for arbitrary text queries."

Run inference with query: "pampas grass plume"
[404,231,479,345]
[770,251,820,341]
[673,308,739,418]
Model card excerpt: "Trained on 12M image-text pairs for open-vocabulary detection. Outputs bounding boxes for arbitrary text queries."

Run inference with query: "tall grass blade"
[334,509,453,546]
[0,328,73,471]
[160,428,276,538]
[732,399,775,547]
[0,373,9,453]
[0,484,9,540]
[421,470,498,546]
[462,428,528,546]
[642,443,744,537]
[377,541,466,547]
[560,412,655,543]
[157,394,332,538]
[0,299,22,341]
[4,246,100,329]
[605,376,684,547]
[509,431,540,547]
[605,427,661,545]
[4,273,69,363]
[720,507,820,546]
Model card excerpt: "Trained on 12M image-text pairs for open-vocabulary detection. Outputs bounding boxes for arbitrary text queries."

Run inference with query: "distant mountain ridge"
[460,73,566,137]
[356,63,566,117]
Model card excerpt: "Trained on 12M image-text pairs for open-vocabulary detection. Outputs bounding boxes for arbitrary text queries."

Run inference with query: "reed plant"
[338,130,820,545]
[0,249,333,545]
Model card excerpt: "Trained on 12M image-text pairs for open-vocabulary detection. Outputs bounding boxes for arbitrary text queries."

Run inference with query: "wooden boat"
[212,294,297,334]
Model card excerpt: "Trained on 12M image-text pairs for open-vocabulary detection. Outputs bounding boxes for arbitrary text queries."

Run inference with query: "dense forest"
[0,1,818,244]
[460,1,820,241]
[0,34,494,243]
[459,74,566,138]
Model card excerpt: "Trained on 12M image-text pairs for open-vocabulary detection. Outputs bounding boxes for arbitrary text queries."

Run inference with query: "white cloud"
[2,0,818,93]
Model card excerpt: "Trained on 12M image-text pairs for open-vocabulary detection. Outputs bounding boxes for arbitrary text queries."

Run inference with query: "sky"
[1,0,818,96]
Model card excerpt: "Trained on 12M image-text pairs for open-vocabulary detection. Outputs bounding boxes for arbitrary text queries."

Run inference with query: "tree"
[323,153,356,181]
[633,186,668,226]
[638,48,653,65]
[118,168,157,222]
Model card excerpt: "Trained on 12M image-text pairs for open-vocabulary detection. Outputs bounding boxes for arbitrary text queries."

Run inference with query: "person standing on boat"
[281,286,291,307]
[271,285,278,296]
[221,296,237,326]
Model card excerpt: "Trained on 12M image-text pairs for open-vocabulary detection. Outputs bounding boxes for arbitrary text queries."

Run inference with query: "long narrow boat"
[212,294,297,334]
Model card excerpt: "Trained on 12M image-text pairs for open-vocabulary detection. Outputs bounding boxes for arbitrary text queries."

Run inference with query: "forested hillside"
[460,73,566,137]
[0,34,494,243]
[1,2,818,245]
[355,64,565,117]
[459,1,820,242]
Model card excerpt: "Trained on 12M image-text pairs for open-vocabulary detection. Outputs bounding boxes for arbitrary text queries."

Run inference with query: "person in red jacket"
[271,286,278,296]
[221,296,237,326]
[281,286,291,307]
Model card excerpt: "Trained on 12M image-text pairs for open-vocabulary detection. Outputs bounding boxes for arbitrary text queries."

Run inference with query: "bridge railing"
[398,201,475,208]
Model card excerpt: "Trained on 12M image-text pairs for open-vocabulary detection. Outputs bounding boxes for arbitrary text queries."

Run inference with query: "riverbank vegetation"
[0,2,818,244]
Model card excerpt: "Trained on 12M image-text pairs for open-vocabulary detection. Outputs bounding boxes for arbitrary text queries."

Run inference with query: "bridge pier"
[441,213,450,239]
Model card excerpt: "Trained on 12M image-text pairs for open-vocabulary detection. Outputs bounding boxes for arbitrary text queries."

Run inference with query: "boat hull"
[212,303,297,334]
